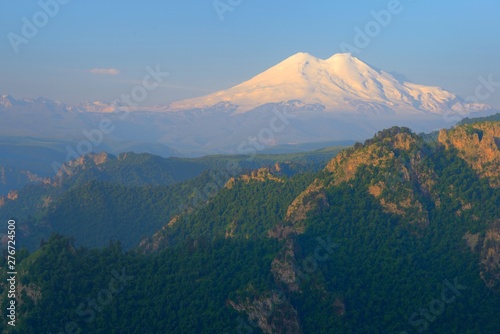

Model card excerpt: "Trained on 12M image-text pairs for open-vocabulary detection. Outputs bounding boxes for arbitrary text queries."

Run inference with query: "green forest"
[1,122,499,333]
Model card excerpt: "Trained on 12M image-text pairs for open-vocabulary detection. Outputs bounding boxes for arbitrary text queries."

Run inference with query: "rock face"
[284,122,500,294]
[285,127,435,230]
[229,287,302,334]
[138,219,174,254]
[438,122,500,187]
[284,178,327,228]
[286,123,500,235]
[270,239,301,292]
[225,168,284,189]
[480,222,500,292]
[55,152,112,182]
[0,166,48,196]
[463,220,500,292]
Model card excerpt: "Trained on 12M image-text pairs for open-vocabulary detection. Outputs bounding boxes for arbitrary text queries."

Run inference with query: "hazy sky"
[1,0,499,108]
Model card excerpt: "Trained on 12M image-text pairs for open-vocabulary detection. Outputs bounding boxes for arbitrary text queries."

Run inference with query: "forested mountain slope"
[1,122,499,333]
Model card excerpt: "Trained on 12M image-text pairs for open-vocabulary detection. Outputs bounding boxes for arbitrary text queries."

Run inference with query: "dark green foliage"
[0,148,343,251]
[363,126,415,147]
[1,126,499,333]
[45,181,185,249]
[4,235,279,334]
[299,178,498,333]
[462,125,484,140]
[60,152,207,188]
[457,112,500,126]
[291,145,500,333]
[161,172,315,245]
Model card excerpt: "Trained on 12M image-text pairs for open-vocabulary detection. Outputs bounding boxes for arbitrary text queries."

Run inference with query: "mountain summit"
[1,54,498,156]
[169,52,489,114]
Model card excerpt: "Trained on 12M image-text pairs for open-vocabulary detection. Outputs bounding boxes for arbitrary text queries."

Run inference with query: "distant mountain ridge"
[0,94,121,113]
[1,54,494,116]
[168,52,491,115]
[1,54,499,157]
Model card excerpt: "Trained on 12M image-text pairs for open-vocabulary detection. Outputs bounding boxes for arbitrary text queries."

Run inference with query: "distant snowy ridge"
[1,53,491,116]
[168,52,490,115]
[0,94,171,113]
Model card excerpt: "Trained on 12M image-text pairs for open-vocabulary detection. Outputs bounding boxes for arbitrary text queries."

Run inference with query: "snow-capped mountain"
[0,95,122,113]
[1,53,498,157]
[69,101,119,113]
[0,94,169,114]
[0,95,17,108]
[0,94,68,113]
[168,52,490,115]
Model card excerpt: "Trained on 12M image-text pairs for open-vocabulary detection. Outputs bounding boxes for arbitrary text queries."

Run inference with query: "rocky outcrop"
[138,225,171,254]
[324,144,393,183]
[270,239,301,292]
[225,219,237,238]
[439,122,500,187]
[267,224,299,241]
[139,215,181,253]
[480,222,500,291]
[229,287,302,334]
[463,220,500,292]
[463,231,481,252]
[333,297,346,316]
[7,190,18,200]
[0,166,48,196]
[284,179,326,228]
[225,168,284,189]
[55,152,113,183]
[285,128,432,229]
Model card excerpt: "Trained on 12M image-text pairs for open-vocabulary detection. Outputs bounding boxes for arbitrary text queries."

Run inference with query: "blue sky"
[1,0,499,108]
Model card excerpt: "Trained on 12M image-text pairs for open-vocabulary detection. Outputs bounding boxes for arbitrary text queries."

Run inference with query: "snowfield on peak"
[168,52,490,115]
[1,53,497,157]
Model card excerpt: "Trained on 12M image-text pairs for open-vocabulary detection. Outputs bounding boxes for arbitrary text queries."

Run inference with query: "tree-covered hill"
[1,122,499,333]
[0,148,342,251]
